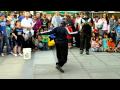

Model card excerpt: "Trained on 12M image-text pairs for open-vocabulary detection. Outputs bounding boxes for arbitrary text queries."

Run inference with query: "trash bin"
[23,48,32,60]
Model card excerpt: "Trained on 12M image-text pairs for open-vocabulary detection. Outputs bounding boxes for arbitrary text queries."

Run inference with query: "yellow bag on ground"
[48,38,55,47]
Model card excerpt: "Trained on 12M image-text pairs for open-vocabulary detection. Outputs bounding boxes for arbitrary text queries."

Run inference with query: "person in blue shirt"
[114,19,120,46]
[0,13,11,56]
[18,12,25,22]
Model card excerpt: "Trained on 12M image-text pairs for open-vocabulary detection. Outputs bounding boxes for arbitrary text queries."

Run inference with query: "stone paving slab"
[90,72,120,79]
[0,48,120,79]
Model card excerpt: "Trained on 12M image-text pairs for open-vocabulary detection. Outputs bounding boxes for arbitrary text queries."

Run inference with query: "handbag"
[48,39,55,47]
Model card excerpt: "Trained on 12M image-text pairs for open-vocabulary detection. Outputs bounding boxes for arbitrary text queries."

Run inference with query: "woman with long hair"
[98,13,110,37]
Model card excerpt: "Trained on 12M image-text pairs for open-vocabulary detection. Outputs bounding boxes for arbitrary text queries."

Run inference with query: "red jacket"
[67,26,73,39]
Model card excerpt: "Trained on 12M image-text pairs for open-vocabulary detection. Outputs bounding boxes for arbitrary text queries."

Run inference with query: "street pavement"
[0,47,120,79]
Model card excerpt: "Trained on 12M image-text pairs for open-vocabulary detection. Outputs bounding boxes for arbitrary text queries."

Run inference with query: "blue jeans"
[0,35,11,54]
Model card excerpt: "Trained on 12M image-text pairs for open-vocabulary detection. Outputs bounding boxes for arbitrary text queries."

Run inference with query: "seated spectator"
[107,37,115,52]
[102,34,109,52]
[91,37,102,52]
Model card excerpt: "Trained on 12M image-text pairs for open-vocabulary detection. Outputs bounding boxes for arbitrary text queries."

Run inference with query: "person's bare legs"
[13,45,18,56]
[18,46,23,56]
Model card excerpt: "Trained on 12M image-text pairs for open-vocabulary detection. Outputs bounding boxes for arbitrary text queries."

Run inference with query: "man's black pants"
[80,33,91,52]
[75,33,80,47]
[55,41,68,67]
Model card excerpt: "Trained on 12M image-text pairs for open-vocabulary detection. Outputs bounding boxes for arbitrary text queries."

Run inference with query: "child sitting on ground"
[91,37,102,52]
[107,37,115,52]
[102,34,109,52]
[41,33,49,50]
[35,35,43,50]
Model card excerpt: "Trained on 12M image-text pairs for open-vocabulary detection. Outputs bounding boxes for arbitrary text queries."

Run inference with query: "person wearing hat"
[40,21,78,73]
[80,11,94,55]
[0,13,11,56]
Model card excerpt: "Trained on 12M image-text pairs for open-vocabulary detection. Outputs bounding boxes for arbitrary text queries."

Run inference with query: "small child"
[91,37,96,51]
[12,21,24,56]
[91,37,102,52]
[35,35,43,50]
[41,34,49,50]
[115,40,120,52]
[66,25,73,49]
[107,37,115,52]
[102,34,109,52]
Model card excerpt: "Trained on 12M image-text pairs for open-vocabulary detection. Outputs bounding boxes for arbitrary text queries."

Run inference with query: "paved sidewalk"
[0,48,120,79]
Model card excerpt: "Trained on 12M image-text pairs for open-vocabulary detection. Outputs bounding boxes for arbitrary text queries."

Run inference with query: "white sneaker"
[14,54,18,57]
[1,53,4,57]
[18,53,23,56]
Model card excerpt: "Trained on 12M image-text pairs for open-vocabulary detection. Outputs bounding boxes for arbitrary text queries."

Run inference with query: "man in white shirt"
[75,12,84,31]
[21,11,34,39]
[21,12,34,49]
[51,11,62,27]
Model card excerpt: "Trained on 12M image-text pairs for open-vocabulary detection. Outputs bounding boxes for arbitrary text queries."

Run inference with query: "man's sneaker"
[1,53,4,57]
[13,54,18,57]
[18,53,23,56]
[86,51,89,55]
[56,65,64,73]
[80,50,84,54]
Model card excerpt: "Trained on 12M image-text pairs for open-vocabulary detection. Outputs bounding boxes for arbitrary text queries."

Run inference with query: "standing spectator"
[98,13,110,37]
[74,12,84,47]
[115,18,120,46]
[33,13,42,38]
[51,11,62,28]
[12,21,24,56]
[75,12,84,31]
[18,12,25,22]
[41,14,50,31]
[80,12,94,55]
[0,13,11,56]
[21,11,34,49]
[6,20,12,53]
[109,15,117,43]
[7,12,17,30]
[93,16,99,37]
